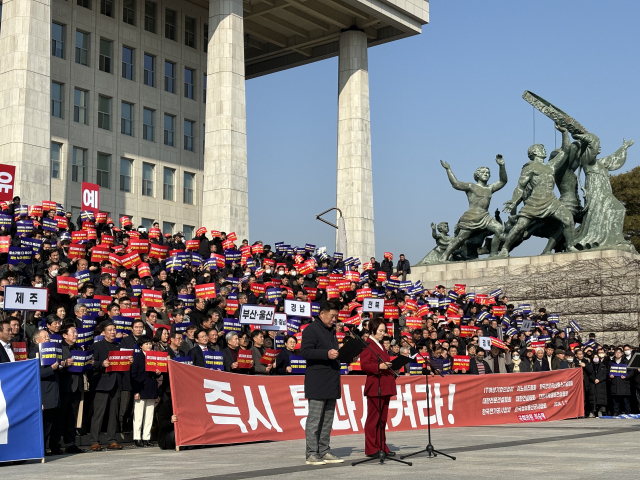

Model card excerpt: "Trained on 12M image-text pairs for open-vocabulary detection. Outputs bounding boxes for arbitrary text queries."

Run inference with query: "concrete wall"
[409,249,640,345]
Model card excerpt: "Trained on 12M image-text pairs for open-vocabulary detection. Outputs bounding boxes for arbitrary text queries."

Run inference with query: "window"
[99,38,113,73]
[51,143,62,179]
[121,101,133,136]
[143,108,154,141]
[97,153,111,188]
[141,218,154,230]
[142,163,154,196]
[75,31,89,66]
[203,73,206,103]
[100,0,113,17]
[123,0,135,25]
[163,168,175,200]
[144,1,156,33]
[72,147,86,182]
[52,23,65,58]
[98,95,111,130]
[77,0,91,9]
[51,82,63,118]
[162,222,174,235]
[164,61,175,93]
[184,68,194,100]
[120,158,133,192]
[204,24,208,52]
[73,88,88,124]
[165,9,176,40]
[163,114,175,146]
[183,225,194,240]
[143,54,155,87]
[185,16,195,48]
[183,172,194,204]
[122,47,134,80]
[184,120,194,152]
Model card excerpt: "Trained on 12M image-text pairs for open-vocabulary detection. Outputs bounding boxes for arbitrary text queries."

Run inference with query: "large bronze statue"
[439,156,507,261]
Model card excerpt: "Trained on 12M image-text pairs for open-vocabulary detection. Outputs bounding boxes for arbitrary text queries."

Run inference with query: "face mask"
[290,270,296,276]
[593,357,600,364]
[598,353,605,358]
[34,283,43,288]
[50,270,58,277]
[265,269,272,274]
[512,355,519,360]
[624,350,631,356]
[567,357,574,362]
[278,270,284,275]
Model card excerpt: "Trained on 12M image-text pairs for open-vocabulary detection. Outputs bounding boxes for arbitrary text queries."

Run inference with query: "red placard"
[71,231,87,242]
[195,283,217,299]
[344,271,359,282]
[326,286,339,299]
[377,271,387,282]
[460,325,478,338]
[102,267,117,280]
[491,337,508,350]
[454,284,466,294]
[492,306,507,317]
[129,238,149,254]
[94,295,113,311]
[55,216,68,229]
[149,244,169,259]
[138,263,151,278]
[12,342,27,361]
[96,212,107,224]
[28,205,43,217]
[0,164,16,202]
[222,239,234,250]
[453,355,471,371]
[356,288,371,302]
[251,244,263,254]
[121,252,142,269]
[0,236,10,253]
[304,287,317,301]
[317,277,330,289]
[213,254,225,268]
[148,227,161,239]
[42,200,57,212]
[226,299,239,314]
[145,351,169,372]
[250,283,266,296]
[121,308,141,320]
[106,351,131,372]
[141,289,163,307]
[57,276,78,295]
[108,253,122,266]
[259,349,280,365]
[328,274,343,284]
[81,182,100,215]
[238,349,253,369]
[67,243,86,259]
[336,279,350,292]
[384,305,399,319]
[101,234,115,246]
[185,240,199,251]
[91,246,110,263]
[226,232,237,242]
[405,317,423,329]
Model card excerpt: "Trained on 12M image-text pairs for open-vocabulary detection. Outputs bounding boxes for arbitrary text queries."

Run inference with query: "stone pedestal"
[0,0,51,204]
[203,0,249,240]
[409,249,640,345]
[336,29,374,262]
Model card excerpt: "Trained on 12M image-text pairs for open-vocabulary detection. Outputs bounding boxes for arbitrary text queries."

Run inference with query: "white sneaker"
[322,452,344,463]
[306,455,326,465]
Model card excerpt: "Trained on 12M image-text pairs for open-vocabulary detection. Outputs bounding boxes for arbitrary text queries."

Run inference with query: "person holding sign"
[58,325,86,454]
[131,336,161,447]
[275,335,298,374]
[609,347,634,415]
[300,301,343,466]
[29,329,62,455]
[360,317,398,457]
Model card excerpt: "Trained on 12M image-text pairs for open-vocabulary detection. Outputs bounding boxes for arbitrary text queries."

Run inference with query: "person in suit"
[58,325,85,453]
[29,329,62,455]
[188,328,210,367]
[118,319,144,433]
[0,319,15,363]
[131,335,161,447]
[300,301,343,466]
[89,322,127,451]
[360,317,397,457]
[222,332,244,373]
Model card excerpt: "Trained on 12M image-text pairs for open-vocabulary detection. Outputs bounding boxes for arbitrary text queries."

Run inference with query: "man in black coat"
[188,328,210,368]
[395,254,411,281]
[118,320,144,433]
[0,320,14,363]
[58,325,84,453]
[89,323,126,451]
[300,301,343,465]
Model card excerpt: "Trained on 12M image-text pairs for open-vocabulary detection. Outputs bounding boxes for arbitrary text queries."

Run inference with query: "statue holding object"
[439,156,507,261]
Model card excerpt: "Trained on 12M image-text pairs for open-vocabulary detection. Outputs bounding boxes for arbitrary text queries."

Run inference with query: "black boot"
[134,440,144,448]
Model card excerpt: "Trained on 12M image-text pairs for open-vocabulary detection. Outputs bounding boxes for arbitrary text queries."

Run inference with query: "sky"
[244,0,640,262]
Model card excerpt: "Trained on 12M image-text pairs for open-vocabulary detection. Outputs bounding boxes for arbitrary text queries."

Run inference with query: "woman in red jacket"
[360,317,397,457]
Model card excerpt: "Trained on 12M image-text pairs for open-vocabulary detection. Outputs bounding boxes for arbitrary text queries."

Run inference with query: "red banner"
[170,364,583,447]
[81,182,100,215]
[0,164,16,202]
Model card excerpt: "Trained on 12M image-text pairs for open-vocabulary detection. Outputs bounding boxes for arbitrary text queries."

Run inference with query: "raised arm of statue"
[440,160,470,191]
[555,124,571,150]
[430,223,439,240]
[599,139,634,172]
[502,168,531,213]
[490,155,507,193]
[572,133,599,167]
[548,149,567,173]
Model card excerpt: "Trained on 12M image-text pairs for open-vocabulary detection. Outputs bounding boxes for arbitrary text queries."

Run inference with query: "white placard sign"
[520,319,533,332]
[284,300,312,318]
[261,313,288,332]
[3,286,48,311]
[239,304,276,325]
[478,336,492,350]
[362,298,385,313]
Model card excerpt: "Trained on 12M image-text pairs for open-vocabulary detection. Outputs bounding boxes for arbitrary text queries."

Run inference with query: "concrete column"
[336,28,375,262]
[0,0,51,204]
[203,0,249,239]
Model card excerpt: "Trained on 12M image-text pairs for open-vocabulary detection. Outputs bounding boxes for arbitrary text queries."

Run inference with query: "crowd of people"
[0,195,638,456]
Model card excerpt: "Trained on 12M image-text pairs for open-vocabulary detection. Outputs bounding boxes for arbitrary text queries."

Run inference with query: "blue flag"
[0,359,45,461]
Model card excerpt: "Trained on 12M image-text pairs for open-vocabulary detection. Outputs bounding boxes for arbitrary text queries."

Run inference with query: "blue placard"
[16,220,34,236]
[172,356,193,365]
[78,299,101,315]
[223,318,241,333]
[274,335,285,350]
[131,285,144,297]
[204,258,218,270]
[8,247,32,265]
[0,213,12,227]
[173,321,192,335]
[289,355,306,374]
[112,316,132,335]
[204,351,224,370]
[408,363,424,375]
[68,351,93,373]
[266,287,281,302]
[287,317,301,334]
[177,294,195,308]
[20,237,42,253]
[166,257,183,271]
[38,342,61,366]
[76,327,94,347]
[74,269,91,285]
[311,302,320,316]
[610,364,627,377]
[42,218,57,232]
[340,363,349,375]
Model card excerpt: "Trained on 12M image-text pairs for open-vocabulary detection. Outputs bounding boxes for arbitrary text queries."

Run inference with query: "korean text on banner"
[169,364,583,447]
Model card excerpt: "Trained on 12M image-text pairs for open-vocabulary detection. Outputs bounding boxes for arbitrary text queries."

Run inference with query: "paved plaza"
[3,418,638,479]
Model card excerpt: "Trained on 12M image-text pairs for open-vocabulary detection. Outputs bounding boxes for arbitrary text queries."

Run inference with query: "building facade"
[0,0,428,257]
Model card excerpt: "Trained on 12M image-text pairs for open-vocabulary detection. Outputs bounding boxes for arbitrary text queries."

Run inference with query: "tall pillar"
[203,0,249,239]
[0,0,51,204]
[336,28,375,262]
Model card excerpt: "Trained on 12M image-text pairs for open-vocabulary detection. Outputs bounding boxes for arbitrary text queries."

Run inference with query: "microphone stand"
[400,350,456,461]
[350,333,412,467]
